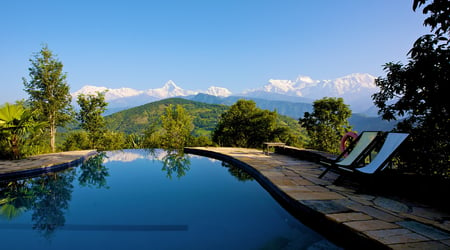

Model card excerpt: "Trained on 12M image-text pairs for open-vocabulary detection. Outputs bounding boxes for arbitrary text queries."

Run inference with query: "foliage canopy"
[299,97,352,154]
[22,45,73,152]
[212,99,289,148]
[77,92,108,149]
[373,0,450,177]
[161,104,194,149]
[0,103,45,159]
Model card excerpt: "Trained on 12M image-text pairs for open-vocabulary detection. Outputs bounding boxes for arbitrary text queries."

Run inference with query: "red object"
[340,131,358,153]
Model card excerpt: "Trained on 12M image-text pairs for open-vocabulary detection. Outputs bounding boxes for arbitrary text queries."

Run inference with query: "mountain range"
[71,73,379,114]
[72,72,397,133]
[184,94,397,132]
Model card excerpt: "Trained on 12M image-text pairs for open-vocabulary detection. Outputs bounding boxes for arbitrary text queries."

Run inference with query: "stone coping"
[184,147,450,249]
[0,150,98,181]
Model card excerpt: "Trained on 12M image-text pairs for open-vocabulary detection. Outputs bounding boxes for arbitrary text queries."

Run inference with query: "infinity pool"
[0,149,340,249]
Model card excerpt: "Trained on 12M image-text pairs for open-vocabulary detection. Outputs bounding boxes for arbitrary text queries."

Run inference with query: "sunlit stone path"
[185,147,450,249]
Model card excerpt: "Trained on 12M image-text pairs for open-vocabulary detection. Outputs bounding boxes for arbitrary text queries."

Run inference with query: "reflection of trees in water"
[30,169,75,239]
[221,162,254,182]
[78,152,109,189]
[161,150,191,179]
[0,153,110,240]
[0,180,34,220]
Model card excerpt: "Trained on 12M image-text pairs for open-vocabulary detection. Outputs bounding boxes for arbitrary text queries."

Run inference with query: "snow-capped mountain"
[71,86,144,101]
[71,73,379,114]
[243,73,378,112]
[71,80,233,114]
[72,81,195,100]
[205,86,232,97]
[72,80,230,100]
[144,80,197,99]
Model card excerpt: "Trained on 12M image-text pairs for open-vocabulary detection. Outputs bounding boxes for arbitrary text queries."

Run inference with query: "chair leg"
[319,167,330,178]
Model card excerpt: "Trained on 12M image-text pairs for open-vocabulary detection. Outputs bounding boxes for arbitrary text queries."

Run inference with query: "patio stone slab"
[300,200,352,214]
[326,212,373,223]
[345,204,402,222]
[364,228,429,245]
[289,177,313,186]
[289,190,345,201]
[279,185,311,192]
[259,171,285,177]
[397,220,450,240]
[269,177,296,186]
[374,197,412,213]
[390,241,450,250]
[344,219,400,232]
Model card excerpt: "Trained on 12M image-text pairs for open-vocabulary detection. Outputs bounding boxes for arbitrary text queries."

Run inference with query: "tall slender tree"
[161,104,194,149]
[23,45,73,152]
[76,92,108,149]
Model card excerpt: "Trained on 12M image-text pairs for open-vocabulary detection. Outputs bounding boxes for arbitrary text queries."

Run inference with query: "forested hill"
[105,98,228,136]
[104,98,304,139]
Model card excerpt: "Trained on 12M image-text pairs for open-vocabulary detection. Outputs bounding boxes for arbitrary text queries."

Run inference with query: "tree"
[76,92,108,149]
[101,131,127,150]
[142,124,163,149]
[372,0,449,177]
[61,130,90,151]
[212,99,288,148]
[161,104,194,149]
[413,0,450,38]
[299,97,352,154]
[23,45,73,152]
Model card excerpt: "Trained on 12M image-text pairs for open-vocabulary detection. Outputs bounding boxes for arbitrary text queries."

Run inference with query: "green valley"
[104,98,306,147]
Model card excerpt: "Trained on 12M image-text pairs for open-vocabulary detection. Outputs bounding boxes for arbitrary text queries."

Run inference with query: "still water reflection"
[0,149,340,249]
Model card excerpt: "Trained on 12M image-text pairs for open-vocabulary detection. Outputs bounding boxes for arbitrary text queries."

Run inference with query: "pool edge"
[184,147,389,250]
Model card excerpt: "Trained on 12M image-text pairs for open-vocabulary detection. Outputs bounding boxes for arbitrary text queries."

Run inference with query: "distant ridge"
[71,73,380,115]
[71,80,231,101]
[184,94,396,132]
[242,73,378,113]
[184,93,313,120]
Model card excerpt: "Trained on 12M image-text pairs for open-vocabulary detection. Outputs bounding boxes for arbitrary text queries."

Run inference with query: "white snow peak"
[71,81,233,102]
[144,80,196,98]
[71,73,378,113]
[205,86,232,97]
[243,73,378,112]
[71,85,142,101]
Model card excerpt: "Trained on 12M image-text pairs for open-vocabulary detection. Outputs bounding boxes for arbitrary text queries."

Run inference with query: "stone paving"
[184,147,450,249]
[0,150,97,179]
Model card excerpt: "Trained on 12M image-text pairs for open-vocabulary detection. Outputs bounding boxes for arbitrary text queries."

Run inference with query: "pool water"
[0,149,340,249]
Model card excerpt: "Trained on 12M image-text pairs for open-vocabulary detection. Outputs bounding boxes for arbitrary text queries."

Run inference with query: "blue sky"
[1,0,429,103]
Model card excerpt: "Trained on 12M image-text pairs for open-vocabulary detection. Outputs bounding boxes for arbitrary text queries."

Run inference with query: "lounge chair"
[319,131,382,178]
[322,132,409,178]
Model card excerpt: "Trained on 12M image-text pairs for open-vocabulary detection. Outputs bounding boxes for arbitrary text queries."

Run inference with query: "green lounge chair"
[322,132,409,178]
[319,131,382,178]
